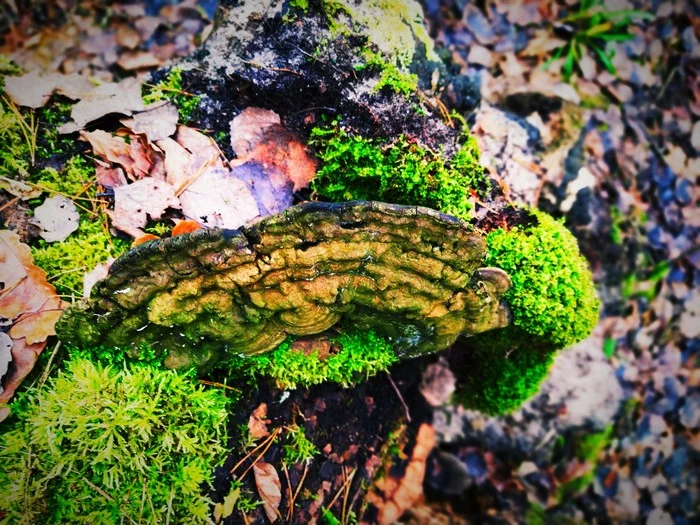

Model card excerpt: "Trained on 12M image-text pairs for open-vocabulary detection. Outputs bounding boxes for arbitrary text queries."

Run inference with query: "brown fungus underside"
[56,201,511,370]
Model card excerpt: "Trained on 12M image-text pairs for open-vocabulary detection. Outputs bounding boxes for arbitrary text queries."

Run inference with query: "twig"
[165,483,174,525]
[325,466,356,515]
[385,372,411,422]
[341,466,356,524]
[0,195,20,213]
[230,427,281,478]
[241,59,304,76]
[37,341,61,389]
[198,379,241,392]
[82,477,138,525]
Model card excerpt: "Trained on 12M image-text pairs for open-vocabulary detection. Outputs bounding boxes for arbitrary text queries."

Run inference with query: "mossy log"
[56,201,511,369]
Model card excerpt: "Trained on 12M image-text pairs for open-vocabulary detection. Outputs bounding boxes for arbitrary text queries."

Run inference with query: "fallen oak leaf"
[95,161,128,189]
[3,70,62,108]
[0,338,47,417]
[33,195,80,242]
[253,461,282,523]
[108,178,180,238]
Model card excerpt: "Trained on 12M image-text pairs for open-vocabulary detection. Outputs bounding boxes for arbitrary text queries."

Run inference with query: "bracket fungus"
[56,201,511,370]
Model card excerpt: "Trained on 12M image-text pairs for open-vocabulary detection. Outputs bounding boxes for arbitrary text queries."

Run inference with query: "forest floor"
[0,1,697,524]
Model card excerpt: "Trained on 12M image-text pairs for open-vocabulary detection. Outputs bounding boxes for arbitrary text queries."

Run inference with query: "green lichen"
[30,157,128,297]
[226,329,397,390]
[309,124,488,220]
[142,67,200,123]
[0,358,231,524]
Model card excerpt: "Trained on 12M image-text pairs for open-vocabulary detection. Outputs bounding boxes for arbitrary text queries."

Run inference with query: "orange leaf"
[172,219,203,237]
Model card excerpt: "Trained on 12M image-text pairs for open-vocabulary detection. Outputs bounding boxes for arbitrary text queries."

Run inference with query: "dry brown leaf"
[248,403,270,439]
[120,101,179,142]
[59,77,145,133]
[156,137,193,189]
[9,296,63,344]
[81,130,152,180]
[108,178,180,238]
[33,195,80,243]
[0,230,66,420]
[117,51,163,70]
[0,176,42,200]
[95,162,128,189]
[367,423,436,525]
[253,462,282,523]
[179,167,259,229]
[3,70,62,108]
[230,108,316,192]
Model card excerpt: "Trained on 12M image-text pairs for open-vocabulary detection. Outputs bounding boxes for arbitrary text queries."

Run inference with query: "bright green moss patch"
[356,49,418,97]
[227,329,397,389]
[0,358,231,524]
[283,425,319,465]
[142,67,200,123]
[29,157,128,297]
[453,346,554,415]
[310,124,488,220]
[484,209,600,350]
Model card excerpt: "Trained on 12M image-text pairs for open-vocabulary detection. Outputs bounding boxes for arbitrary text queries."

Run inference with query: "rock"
[56,201,512,369]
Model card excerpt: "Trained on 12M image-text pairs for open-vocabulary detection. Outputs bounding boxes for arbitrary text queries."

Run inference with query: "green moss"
[142,67,200,123]
[283,425,319,465]
[0,358,231,524]
[454,209,599,415]
[310,123,488,220]
[226,329,397,389]
[29,157,128,297]
[356,49,418,97]
[0,92,34,178]
[483,209,600,350]
[452,346,554,415]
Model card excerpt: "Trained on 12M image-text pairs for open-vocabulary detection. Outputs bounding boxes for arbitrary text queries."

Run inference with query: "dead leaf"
[132,234,160,247]
[179,167,259,229]
[117,51,163,70]
[120,101,179,142]
[0,333,12,392]
[3,70,62,108]
[81,130,152,180]
[95,162,128,188]
[367,423,436,525]
[156,126,225,192]
[82,258,114,298]
[214,485,240,524]
[230,162,293,216]
[59,77,145,132]
[248,403,270,439]
[33,195,80,242]
[116,25,141,49]
[171,219,203,237]
[9,296,63,344]
[230,108,316,192]
[108,178,180,238]
[253,462,281,523]
[0,176,42,200]
[0,230,65,420]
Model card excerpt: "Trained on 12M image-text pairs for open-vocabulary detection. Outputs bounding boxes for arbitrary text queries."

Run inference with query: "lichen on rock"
[56,201,511,370]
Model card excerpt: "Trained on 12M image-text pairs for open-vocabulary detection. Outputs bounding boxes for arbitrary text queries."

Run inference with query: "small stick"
[385,372,411,422]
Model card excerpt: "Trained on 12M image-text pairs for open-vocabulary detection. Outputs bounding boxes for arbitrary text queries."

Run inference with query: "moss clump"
[142,67,200,123]
[283,425,319,465]
[356,49,418,97]
[484,209,600,350]
[29,157,128,297]
[0,90,34,178]
[310,124,488,220]
[452,347,554,415]
[0,358,231,524]
[455,209,599,415]
[227,329,397,389]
